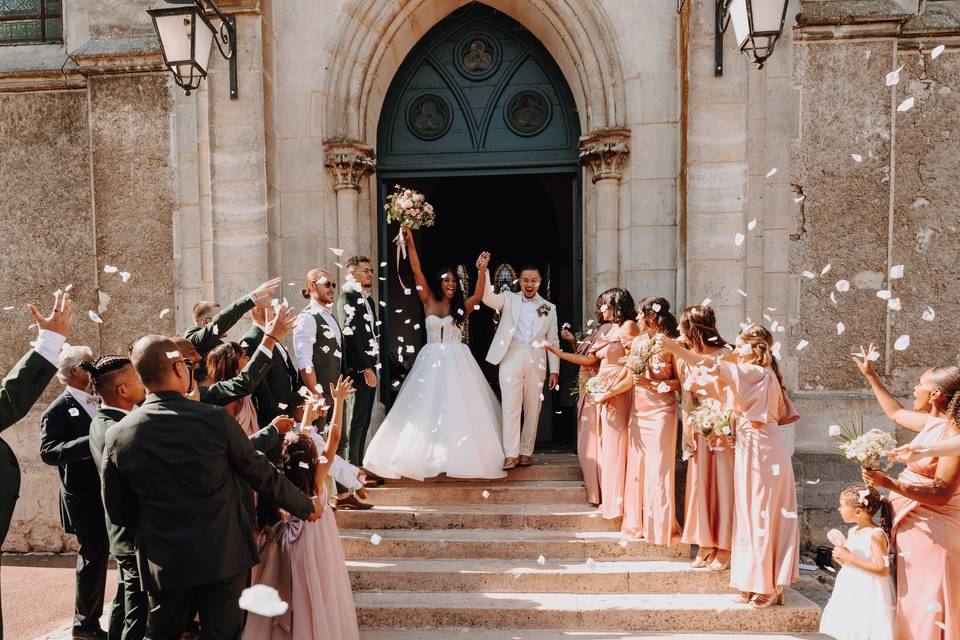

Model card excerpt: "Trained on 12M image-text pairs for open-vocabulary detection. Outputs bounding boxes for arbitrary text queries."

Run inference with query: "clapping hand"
[250,277,282,308]
[852,343,879,377]
[476,251,491,271]
[28,290,74,338]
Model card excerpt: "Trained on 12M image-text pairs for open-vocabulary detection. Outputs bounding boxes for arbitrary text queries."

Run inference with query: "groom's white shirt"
[481,270,560,373]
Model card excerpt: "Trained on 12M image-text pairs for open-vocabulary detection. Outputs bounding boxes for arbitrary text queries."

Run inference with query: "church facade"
[1,0,958,551]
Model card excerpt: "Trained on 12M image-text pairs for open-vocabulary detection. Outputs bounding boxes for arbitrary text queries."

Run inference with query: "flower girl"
[819,485,895,640]
[243,376,360,640]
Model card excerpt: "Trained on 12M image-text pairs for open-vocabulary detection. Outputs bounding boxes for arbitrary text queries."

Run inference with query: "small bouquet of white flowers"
[583,373,616,402]
[830,415,895,470]
[619,338,662,376]
[687,398,734,439]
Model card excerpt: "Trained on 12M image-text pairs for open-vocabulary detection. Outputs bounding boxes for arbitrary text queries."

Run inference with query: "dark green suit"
[184,295,255,358]
[101,392,313,638]
[0,348,57,639]
[336,289,380,472]
[197,346,273,407]
[90,408,146,640]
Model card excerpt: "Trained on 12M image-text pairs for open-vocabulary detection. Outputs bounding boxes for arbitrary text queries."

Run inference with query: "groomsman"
[0,291,74,639]
[101,335,320,639]
[86,356,148,640]
[240,305,300,425]
[40,345,109,640]
[294,268,370,510]
[184,277,281,366]
[337,256,382,487]
[481,257,560,470]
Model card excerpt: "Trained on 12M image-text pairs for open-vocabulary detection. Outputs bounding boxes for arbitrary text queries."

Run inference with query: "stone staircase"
[335,453,826,639]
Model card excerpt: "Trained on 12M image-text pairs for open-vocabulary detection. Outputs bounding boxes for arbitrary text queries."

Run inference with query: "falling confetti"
[330,248,344,257]
[238,584,288,618]
[68,408,80,417]
[585,558,598,571]
[876,290,891,300]
[835,280,850,292]
[931,44,945,59]
[820,264,831,276]
[926,602,943,613]
[701,298,712,306]
[829,424,842,437]
[370,533,382,546]
[889,264,904,279]
[894,335,910,351]
[119,271,131,283]
[747,218,757,231]
[885,64,905,86]
[922,307,935,321]
[837,322,845,335]
[796,340,809,351]
[734,232,745,247]
[766,168,777,178]
[771,464,781,476]
[103,265,118,274]
[780,508,798,519]
[851,154,863,162]
[88,310,103,324]
[801,271,816,279]
[481,490,490,499]
[897,96,915,112]
[887,298,901,311]
[536,555,546,565]
[617,538,629,548]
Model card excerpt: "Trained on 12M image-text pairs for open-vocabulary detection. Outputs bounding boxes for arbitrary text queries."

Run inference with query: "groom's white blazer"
[481,271,560,374]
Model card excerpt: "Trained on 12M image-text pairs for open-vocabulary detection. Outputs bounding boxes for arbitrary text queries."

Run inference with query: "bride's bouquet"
[830,414,896,470]
[687,398,733,439]
[385,185,435,242]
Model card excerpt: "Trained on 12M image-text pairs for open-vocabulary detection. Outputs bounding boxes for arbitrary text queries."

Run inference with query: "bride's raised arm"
[465,252,490,314]
[404,226,432,305]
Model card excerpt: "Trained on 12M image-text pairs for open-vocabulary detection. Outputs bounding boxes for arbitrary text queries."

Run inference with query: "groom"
[479,253,559,469]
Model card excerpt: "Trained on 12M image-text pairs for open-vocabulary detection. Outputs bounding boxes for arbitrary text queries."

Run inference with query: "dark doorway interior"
[378,172,580,449]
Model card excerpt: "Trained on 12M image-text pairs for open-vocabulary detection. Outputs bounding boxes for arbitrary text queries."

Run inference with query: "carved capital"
[323,140,376,191]
[578,127,631,183]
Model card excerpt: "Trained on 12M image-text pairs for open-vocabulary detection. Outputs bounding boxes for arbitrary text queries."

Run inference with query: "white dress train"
[362,314,507,480]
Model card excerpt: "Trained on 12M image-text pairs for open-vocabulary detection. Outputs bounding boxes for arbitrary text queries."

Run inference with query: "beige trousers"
[498,344,547,458]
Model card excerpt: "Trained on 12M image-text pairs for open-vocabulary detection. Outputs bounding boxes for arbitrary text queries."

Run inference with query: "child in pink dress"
[243,377,360,640]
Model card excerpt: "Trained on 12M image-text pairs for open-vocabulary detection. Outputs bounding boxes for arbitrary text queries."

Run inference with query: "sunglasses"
[316,280,337,289]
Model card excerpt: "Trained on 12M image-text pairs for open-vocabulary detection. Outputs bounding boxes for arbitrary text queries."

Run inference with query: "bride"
[362,228,507,480]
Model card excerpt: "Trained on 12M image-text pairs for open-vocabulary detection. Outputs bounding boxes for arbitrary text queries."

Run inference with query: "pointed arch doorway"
[376,3,582,448]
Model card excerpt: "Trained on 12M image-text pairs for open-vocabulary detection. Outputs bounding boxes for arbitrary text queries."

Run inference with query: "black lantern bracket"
[715,0,731,77]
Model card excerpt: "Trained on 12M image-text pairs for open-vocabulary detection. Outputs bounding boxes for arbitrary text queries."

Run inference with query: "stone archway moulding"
[321,0,628,144]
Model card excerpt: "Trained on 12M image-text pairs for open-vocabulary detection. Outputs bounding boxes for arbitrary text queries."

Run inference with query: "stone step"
[360,631,831,640]
[340,529,689,561]
[336,503,620,532]
[354,590,822,632]
[366,480,587,506]
[414,453,584,482]
[347,558,733,593]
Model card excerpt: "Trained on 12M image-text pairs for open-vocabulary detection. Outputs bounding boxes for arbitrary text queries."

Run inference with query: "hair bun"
[300,287,310,299]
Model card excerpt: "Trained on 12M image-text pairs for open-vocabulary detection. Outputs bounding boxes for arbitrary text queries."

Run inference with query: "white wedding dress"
[363,315,507,480]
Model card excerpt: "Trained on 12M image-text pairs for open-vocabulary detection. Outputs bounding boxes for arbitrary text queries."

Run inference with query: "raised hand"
[852,343,879,377]
[250,277,282,308]
[265,303,296,341]
[329,375,356,403]
[269,415,296,434]
[28,290,74,338]
[250,304,267,327]
[476,251,490,270]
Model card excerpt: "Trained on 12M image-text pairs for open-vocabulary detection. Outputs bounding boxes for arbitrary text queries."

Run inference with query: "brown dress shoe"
[503,457,519,470]
[335,493,373,510]
[518,455,533,467]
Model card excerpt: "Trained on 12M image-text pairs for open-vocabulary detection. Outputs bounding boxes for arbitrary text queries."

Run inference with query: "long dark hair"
[840,484,894,541]
[638,296,679,337]
[679,305,729,353]
[206,341,244,383]
[432,266,466,327]
[598,288,636,325]
[281,432,319,497]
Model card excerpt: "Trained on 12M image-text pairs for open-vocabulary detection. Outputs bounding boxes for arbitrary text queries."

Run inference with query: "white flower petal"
[876,289,892,300]
[897,96,915,112]
[239,584,288,618]
[537,554,546,565]
[88,310,103,324]
[885,64,904,86]
[851,153,863,162]
[922,307,935,321]
[103,265,118,274]
[734,232,745,246]
[820,263,831,276]
[802,271,816,279]
[68,407,80,417]
[796,340,809,351]
[828,424,842,437]
[748,218,757,230]
[894,334,911,351]
[931,44,945,59]
[887,298,901,311]
[837,322,845,335]
[370,533,382,546]
[766,168,777,178]
[835,279,850,292]
[889,264,904,279]
[771,464,781,476]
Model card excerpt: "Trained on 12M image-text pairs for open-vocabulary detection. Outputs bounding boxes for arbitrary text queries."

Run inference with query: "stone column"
[579,128,630,296]
[324,141,376,254]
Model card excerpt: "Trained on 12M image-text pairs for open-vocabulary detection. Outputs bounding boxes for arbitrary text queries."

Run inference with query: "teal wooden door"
[377,3,581,173]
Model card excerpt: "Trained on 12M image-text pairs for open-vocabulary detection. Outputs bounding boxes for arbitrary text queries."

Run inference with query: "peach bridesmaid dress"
[719,361,799,596]
[592,330,631,519]
[621,345,681,545]
[576,323,610,505]
[888,415,960,640]
[243,489,360,640]
[678,361,735,553]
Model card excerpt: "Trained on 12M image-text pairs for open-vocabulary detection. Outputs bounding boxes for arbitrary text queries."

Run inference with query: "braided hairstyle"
[79,355,131,397]
[679,305,730,354]
[737,323,784,389]
[281,432,319,497]
[637,296,680,338]
[840,484,894,540]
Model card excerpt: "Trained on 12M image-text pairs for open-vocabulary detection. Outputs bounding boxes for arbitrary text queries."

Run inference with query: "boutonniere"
[537,303,552,317]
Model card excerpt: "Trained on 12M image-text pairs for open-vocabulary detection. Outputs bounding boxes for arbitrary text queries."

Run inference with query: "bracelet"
[265,333,280,341]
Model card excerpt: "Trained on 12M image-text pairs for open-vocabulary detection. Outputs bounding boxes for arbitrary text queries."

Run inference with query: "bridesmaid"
[552,295,611,505]
[676,306,735,569]
[548,288,637,518]
[599,296,681,545]
[659,323,799,608]
[855,345,960,640]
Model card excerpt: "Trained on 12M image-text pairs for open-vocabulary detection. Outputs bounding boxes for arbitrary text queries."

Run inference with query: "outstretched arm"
[891,433,960,461]
[853,344,929,432]
[480,266,506,312]
[465,252,490,314]
[404,227,431,305]
[314,376,355,487]
[543,342,599,367]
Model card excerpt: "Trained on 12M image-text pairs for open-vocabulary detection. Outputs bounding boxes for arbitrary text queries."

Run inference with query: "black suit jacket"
[240,325,299,424]
[336,290,379,376]
[39,391,106,536]
[88,408,134,556]
[101,391,313,592]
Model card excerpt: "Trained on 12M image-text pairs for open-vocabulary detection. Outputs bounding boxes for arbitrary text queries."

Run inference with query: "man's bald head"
[131,334,189,393]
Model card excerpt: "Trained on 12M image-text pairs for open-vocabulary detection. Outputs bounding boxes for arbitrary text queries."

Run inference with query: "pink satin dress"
[576,323,610,505]
[719,361,799,595]
[889,416,960,640]
[678,359,735,552]
[592,330,631,520]
[243,489,360,640]
[621,343,681,544]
